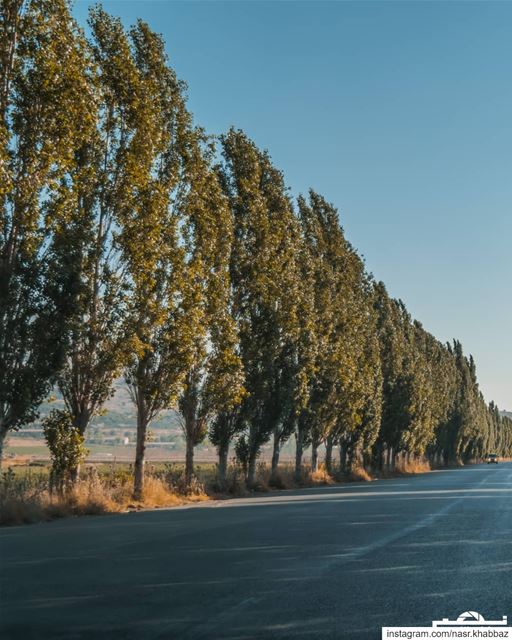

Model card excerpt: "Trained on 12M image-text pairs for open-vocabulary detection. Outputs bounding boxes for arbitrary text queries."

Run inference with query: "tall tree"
[54,8,142,476]
[119,20,191,500]
[219,129,301,487]
[121,21,243,498]
[335,282,382,475]
[373,285,411,469]
[296,191,369,473]
[177,314,244,487]
[0,0,92,464]
[291,233,317,483]
[208,277,247,485]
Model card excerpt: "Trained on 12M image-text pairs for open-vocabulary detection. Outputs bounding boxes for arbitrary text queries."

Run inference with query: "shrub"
[0,468,47,525]
[42,410,88,494]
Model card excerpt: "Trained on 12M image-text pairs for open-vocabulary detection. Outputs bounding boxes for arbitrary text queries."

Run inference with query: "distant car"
[486,453,499,464]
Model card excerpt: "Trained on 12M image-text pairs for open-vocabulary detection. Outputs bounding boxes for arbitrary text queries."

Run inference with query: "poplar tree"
[291,232,317,483]
[177,182,245,489]
[296,191,369,472]
[335,284,382,474]
[177,313,244,488]
[373,285,411,469]
[54,9,142,477]
[208,272,247,484]
[120,23,243,498]
[118,19,192,500]
[220,129,301,487]
[0,0,92,464]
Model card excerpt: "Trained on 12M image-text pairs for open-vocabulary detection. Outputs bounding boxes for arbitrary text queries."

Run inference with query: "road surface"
[2,463,512,639]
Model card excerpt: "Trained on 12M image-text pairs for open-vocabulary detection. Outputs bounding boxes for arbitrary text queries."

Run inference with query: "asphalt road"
[2,463,512,640]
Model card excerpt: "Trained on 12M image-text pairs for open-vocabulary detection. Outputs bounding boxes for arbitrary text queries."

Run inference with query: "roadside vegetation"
[0,455,443,526]
[1,0,511,525]
[0,462,207,526]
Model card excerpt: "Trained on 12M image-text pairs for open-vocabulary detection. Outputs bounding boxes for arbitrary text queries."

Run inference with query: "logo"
[433,612,508,627]
[383,611,512,639]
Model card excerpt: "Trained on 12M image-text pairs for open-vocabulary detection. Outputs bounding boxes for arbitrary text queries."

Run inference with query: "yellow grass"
[308,465,336,485]
[349,466,374,482]
[394,458,431,475]
[0,468,209,526]
[1,453,441,527]
[375,457,432,478]
[259,463,296,490]
[128,478,209,510]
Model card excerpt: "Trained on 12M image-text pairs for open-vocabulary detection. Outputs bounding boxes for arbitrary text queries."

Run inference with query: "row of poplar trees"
[1,0,511,497]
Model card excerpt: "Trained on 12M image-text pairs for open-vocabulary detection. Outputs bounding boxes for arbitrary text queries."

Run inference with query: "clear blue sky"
[74,0,511,410]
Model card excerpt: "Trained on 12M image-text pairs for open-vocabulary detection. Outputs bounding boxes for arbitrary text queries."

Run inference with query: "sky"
[73,0,512,410]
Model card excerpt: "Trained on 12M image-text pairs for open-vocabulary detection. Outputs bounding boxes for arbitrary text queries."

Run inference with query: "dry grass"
[127,478,209,510]
[376,457,432,478]
[349,466,374,482]
[0,466,209,526]
[261,463,296,490]
[1,453,441,527]
[394,458,431,475]
[0,484,121,526]
[308,465,336,485]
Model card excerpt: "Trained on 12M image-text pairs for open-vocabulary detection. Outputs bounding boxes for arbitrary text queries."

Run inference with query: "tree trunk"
[247,450,257,488]
[325,438,334,475]
[0,427,7,469]
[271,430,280,477]
[311,441,319,472]
[185,426,195,488]
[373,441,384,471]
[339,440,347,474]
[133,413,148,501]
[346,445,355,474]
[217,440,229,484]
[69,464,80,484]
[69,410,90,482]
[385,445,392,471]
[294,428,304,484]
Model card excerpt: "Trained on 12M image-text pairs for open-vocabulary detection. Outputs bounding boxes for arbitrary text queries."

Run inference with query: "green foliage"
[219,129,303,484]
[2,0,509,490]
[54,7,142,438]
[0,0,90,457]
[43,410,88,493]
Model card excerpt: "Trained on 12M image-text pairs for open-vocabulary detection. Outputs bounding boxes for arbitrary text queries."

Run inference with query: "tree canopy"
[2,0,510,489]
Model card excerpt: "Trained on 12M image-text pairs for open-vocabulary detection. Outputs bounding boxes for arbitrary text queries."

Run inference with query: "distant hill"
[16,379,180,441]
[7,379,186,460]
[501,410,512,420]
